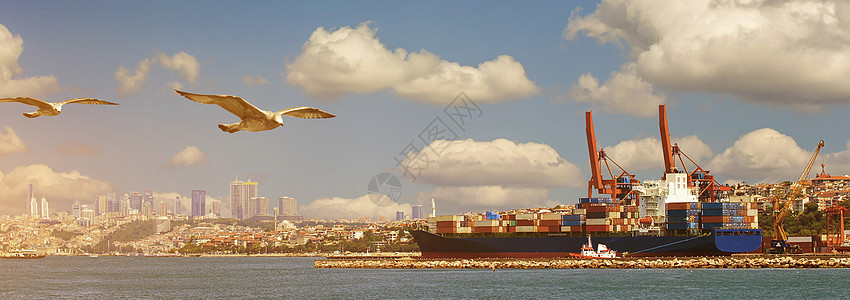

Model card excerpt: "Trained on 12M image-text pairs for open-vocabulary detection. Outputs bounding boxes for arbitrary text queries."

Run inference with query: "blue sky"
[2,1,850,218]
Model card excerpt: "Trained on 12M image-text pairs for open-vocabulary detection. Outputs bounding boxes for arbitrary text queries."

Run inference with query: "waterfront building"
[230,178,257,219]
[279,196,297,215]
[40,197,49,219]
[411,205,423,219]
[96,195,107,215]
[192,190,206,217]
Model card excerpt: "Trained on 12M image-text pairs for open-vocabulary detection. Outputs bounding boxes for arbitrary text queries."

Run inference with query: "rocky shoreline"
[315,255,850,269]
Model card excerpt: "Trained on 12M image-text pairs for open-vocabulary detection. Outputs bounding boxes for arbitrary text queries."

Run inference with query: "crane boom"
[771,140,824,252]
[659,105,675,174]
[585,111,603,196]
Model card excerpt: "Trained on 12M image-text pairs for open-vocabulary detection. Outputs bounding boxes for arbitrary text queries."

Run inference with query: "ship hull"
[411,229,762,258]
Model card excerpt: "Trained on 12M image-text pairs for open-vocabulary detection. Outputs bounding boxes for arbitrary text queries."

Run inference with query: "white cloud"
[243,75,270,86]
[168,146,208,167]
[708,128,811,182]
[416,186,557,214]
[0,23,60,98]
[286,22,539,104]
[115,58,151,96]
[821,140,850,175]
[115,51,199,96]
[156,51,199,84]
[0,164,113,215]
[55,141,101,156]
[567,63,666,117]
[301,194,412,220]
[565,0,850,108]
[400,138,584,188]
[0,126,28,155]
[604,135,712,171]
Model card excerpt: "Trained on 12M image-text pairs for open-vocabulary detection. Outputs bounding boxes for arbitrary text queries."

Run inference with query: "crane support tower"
[585,111,641,205]
[658,105,730,202]
[768,140,824,254]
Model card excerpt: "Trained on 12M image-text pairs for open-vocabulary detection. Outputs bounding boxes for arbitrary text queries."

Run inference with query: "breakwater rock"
[315,256,850,269]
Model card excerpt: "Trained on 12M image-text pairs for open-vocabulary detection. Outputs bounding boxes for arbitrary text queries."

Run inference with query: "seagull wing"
[60,98,120,105]
[175,90,265,119]
[277,107,336,119]
[0,97,52,109]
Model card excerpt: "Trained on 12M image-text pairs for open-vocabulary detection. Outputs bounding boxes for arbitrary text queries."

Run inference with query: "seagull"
[0,97,119,118]
[175,90,336,133]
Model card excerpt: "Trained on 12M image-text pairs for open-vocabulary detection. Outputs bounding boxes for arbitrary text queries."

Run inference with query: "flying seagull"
[175,90,336,133]
[0,97,119,118]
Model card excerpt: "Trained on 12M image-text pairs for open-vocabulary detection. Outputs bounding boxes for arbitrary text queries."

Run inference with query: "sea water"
[0,256,847,299]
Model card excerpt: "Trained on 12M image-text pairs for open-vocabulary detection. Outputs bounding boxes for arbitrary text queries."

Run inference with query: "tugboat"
[570,235,618,259]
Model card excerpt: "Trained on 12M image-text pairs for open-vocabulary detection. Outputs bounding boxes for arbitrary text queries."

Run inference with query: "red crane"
[585,111,641,205]
[658,105,730,202]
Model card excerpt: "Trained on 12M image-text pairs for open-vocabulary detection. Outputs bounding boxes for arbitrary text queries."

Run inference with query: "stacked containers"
[665,202,700,230]
[700,202,758,229]
[560,214,585,232]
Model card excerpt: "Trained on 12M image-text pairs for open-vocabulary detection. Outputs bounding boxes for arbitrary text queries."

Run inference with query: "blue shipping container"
[701,222,724,230]
[701,202,723,210]
[562,214,585,221]
[561,220,585,226]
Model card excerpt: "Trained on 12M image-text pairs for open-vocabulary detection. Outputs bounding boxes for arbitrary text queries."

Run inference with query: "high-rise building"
[257,197,268,216]
[80,204,94,225]
[72,200,81,219]
[121,194,130,216]
[192,190,206,217]
[174,196,182,215]
[27,183,33,213]
[107,192,118,213]
[29,196,38,217]
[279,196,297,215]
[230,178,257,219]
[142,202,153,220]
[96,195,107,215]
[411,205,423,219]
[211,200,221,217]
[396,211,404,221]
[129,191,143,211]
[144,189,154,206]
[40,197,49,219]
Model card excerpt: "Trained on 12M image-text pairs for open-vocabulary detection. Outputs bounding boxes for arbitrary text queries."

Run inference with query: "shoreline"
[315,254,850,269]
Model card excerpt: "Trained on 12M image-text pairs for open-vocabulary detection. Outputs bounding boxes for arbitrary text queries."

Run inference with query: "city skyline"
[3,1,850,219]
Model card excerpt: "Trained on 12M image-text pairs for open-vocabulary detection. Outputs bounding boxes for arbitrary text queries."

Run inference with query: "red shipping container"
[507,226,516,233]
[701,216,725,223]
[436,221,459,228]
[538,220,561,227]
[585,206,608,213]
[586,225,612,232]
[515,220,536,226]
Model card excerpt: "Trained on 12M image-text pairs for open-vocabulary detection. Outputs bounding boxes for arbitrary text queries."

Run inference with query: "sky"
[3,0,850,219]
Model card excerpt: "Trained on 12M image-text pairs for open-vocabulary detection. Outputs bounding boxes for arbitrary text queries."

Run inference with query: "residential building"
[192,190,206,217]
[279,196,297,215]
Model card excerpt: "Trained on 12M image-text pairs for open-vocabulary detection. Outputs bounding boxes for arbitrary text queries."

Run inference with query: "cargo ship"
[409,105,765,258]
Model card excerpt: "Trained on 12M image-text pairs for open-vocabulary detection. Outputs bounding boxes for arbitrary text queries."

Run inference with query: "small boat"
[2,250,46,259]
[570,235,618,259]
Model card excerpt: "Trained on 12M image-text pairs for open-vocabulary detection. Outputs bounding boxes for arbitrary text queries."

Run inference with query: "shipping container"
[473,220,500,227]
[561,220,585,226]
[700,202,723,210]
[586,218,609,226]
[515,226,537,233]
[666,223,698,230]
[573,209,586,215]
[666,209,700,217]
[666,202,699,210]
[701,209,723,216]
[538,220,561,227]
[436,221,460,228]
[586,225,613,232]
[515,220,535,226]
[561,214,585,221]
[516,213,536,220]
[540,213,563,220]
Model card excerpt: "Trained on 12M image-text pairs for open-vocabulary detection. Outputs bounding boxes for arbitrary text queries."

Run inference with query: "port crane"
[767,140,824,254]
[658,105,730,202]
[585,110,641,205]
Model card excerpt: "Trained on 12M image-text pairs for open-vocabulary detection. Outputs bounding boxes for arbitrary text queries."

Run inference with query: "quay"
[315,254,850,269]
